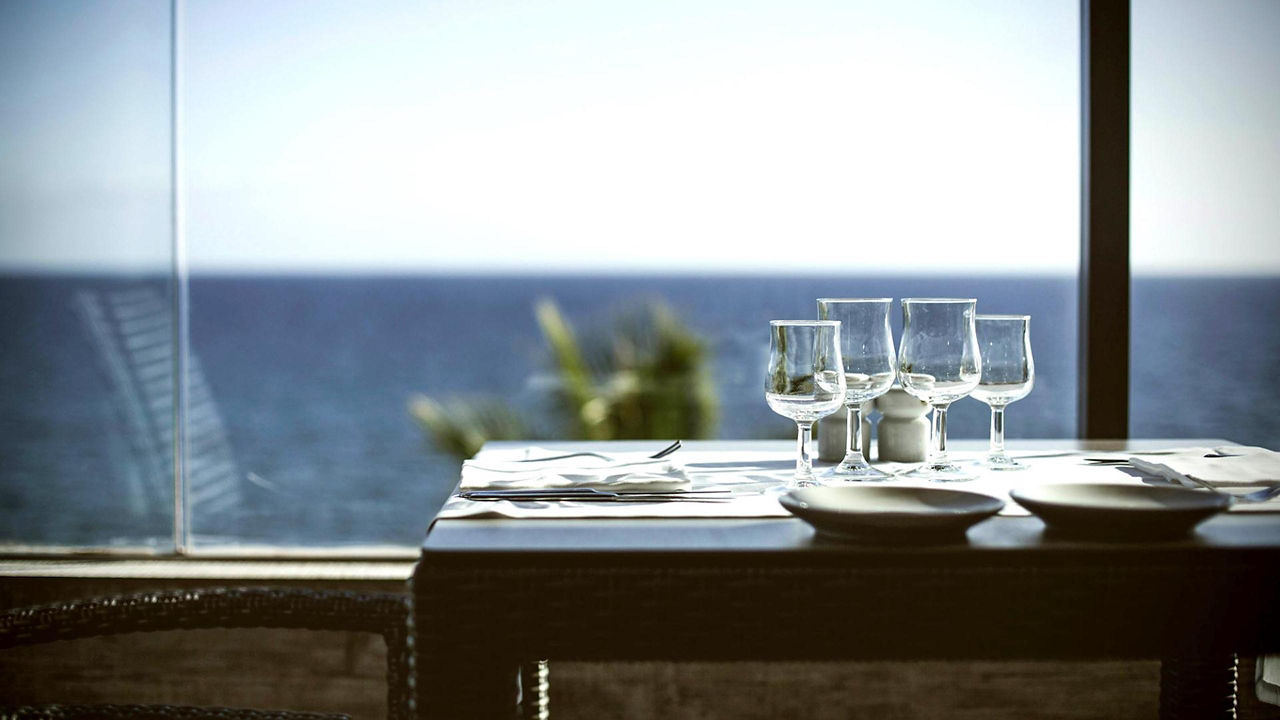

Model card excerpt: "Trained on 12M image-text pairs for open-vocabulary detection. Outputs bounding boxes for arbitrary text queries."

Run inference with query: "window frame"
[1078,0,1131,440]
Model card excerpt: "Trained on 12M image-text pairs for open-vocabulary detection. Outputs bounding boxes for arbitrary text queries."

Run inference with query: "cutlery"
[1084,450,1240,464]
[1166,475,1280,505]
[647,439,683,459]
[510,440,683,464]
[458,486,730,502]
[1081,456,1280,503]
[1085,450,1233,461]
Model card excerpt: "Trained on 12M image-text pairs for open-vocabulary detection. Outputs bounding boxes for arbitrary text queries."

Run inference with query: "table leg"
[1160,655,1238,720]
[520,660,550,720]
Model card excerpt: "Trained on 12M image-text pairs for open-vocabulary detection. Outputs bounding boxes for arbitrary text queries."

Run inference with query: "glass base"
[901,462,976,482]
[822,457,893,482]
[784,475,822,490]
[984,453,1028,471]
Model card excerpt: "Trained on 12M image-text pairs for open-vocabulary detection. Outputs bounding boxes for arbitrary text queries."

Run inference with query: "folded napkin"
[1128,446,1280,488]
[460,448,691,493]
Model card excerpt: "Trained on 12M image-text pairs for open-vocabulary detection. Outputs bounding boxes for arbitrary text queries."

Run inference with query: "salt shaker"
[818,401,872,463]
[874,386,929,462]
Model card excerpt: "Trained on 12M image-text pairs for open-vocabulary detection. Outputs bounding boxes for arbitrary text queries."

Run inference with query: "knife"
[457,488,732,501]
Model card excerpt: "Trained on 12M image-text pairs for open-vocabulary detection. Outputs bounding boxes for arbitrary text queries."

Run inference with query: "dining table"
[410,439,1280,719]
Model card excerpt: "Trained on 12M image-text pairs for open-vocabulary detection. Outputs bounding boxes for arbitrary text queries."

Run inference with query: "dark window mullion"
[1079,0,1130,439]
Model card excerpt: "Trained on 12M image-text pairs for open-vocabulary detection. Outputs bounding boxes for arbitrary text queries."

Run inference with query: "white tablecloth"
[436,446,1280,520]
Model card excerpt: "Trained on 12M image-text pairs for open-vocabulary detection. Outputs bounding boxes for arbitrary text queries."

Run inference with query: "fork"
[458,486,729,502]
[1170,475,1280,504]
[1084,457,1280,503]
[512,440,683,463]
[1084,450,1240,464]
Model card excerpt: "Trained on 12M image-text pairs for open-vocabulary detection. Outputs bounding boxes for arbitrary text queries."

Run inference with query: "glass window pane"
[0,1,174,549]
[184,0,1079,548]
[1131,0,1280,446]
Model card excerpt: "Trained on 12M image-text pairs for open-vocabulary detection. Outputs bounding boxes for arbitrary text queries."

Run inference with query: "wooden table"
[410,441,1280,719]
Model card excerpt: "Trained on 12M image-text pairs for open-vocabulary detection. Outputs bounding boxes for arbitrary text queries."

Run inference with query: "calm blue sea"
[2,273,1277,547]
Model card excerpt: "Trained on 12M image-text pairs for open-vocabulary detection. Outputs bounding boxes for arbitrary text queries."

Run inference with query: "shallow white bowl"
[779,485,1005,541]
[1010,483,1230,539]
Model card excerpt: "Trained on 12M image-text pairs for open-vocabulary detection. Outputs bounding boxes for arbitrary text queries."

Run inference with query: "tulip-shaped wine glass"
[972,315,1034,470]
[897,299,982,481]
[765,320,847,488]
[817,298,896,479]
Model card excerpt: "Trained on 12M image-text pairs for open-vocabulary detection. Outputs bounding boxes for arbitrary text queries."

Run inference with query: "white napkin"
[1128,446,1280,489]
[460,448,691,492]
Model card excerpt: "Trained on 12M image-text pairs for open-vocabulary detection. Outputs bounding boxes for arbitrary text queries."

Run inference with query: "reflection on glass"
[1,278,177,548]
[0,1,174,550]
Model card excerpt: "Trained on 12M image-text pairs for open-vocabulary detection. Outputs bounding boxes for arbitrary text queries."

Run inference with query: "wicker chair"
[0,705,349,720]
[0,587,411,720]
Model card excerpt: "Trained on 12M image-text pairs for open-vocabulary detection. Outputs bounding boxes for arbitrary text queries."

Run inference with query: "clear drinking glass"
[897,299,982,481]
[972,315,1035,470]
[765,320,847,488]
[816,298,896,480]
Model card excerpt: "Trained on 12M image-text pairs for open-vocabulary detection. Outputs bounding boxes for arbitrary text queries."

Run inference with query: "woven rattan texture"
[415,561,1274,661]
[0,704,349,720]
[413,557,1276,717]
[0,588,410,720]
[1160,656,1240,720]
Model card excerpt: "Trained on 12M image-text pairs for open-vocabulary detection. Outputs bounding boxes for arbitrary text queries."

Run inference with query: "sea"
[2,273,1277,548]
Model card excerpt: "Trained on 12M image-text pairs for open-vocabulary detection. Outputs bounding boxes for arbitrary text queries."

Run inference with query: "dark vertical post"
[1079,0,1130,439]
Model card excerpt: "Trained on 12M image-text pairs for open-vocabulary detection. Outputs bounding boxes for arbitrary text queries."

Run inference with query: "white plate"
[1010,483,1230,539]
[778,486,1005,541]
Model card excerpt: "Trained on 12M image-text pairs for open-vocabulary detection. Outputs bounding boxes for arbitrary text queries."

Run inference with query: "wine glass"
[897,299,981,481]
[816,298,896,480]
[765,320,847,488]
[972,314,1035,470]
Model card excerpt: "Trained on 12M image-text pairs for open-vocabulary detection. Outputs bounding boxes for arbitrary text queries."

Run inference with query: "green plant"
[407,394,529,460]
[410,298,719,460]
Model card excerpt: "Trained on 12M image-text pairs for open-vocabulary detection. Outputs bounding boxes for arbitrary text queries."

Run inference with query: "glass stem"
[846,404,863,460]
[931,404,950,466]
[796,421,814,478]
[989,406,1006,456]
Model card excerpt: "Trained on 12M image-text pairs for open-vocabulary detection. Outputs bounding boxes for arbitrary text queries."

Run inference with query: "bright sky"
[0,0,1276,275]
